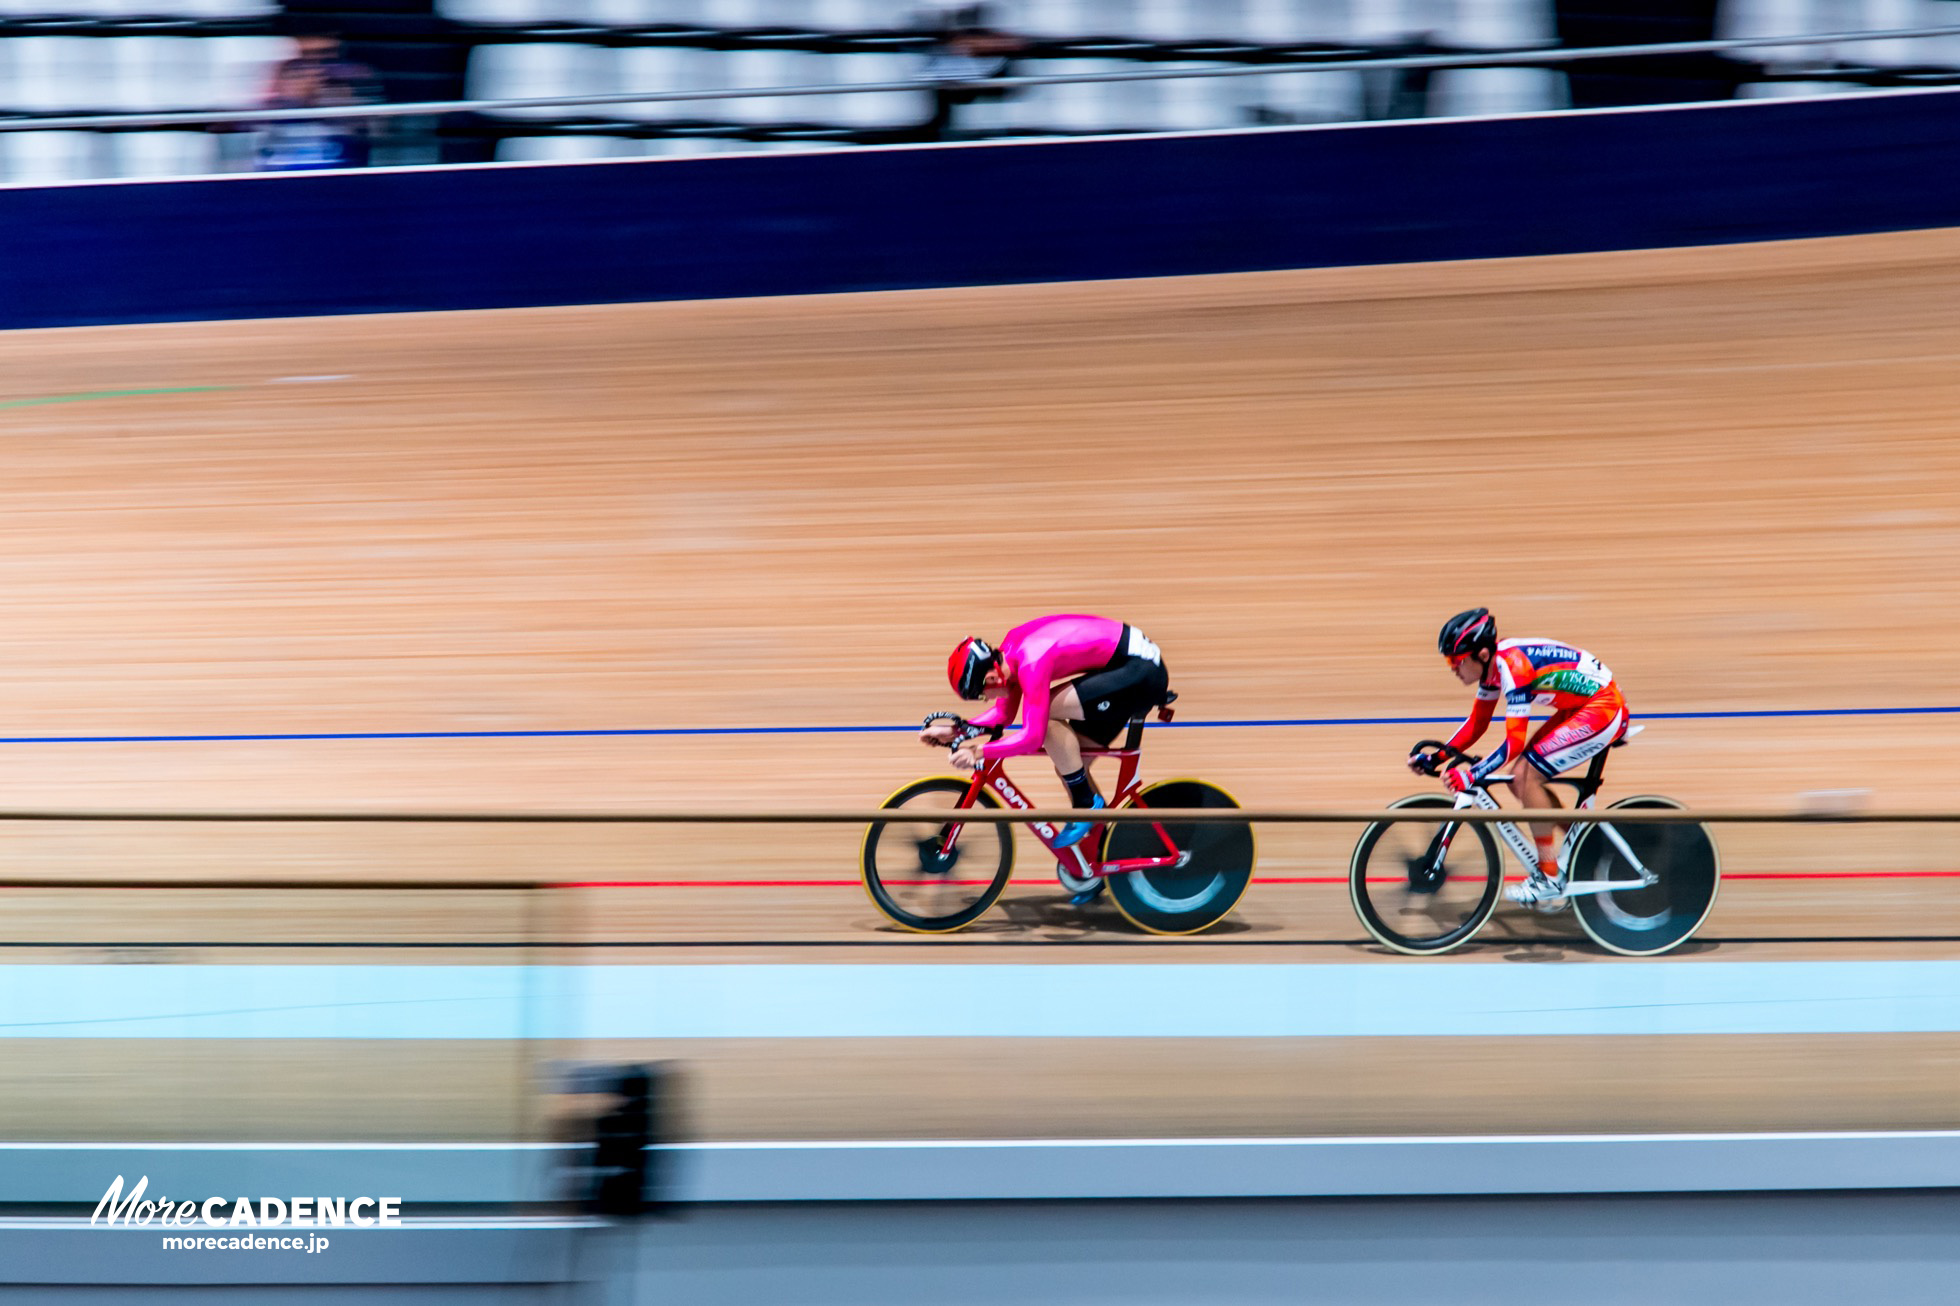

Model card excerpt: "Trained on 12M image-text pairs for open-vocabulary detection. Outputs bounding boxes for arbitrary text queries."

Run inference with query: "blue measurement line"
[0,726,884,745]
[0,705,1953,745]
[1644,706,1960,720]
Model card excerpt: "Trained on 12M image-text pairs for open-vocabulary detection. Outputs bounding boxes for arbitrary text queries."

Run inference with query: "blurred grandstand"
[3,0,1960,182]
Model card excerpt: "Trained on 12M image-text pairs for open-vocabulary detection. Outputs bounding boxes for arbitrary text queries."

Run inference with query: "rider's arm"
[1470,656,1531,783]
[1471,707,1532,783]
[966,688,1015,731]
[1444,690,1498,755]
[964,667,1023,736]
[979,662,1051,760]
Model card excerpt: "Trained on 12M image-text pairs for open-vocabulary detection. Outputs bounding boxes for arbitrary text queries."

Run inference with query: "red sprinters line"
[1250,877,1349,884]
[565,879,864,888]
[561,877,1100,888]
[1724,869,1960,880]
[560,868,1960,889]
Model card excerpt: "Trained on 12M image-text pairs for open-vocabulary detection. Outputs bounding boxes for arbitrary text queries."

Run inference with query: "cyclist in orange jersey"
[1416,608,1629,909]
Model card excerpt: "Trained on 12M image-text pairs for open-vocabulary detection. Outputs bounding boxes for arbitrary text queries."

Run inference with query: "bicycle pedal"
[1505,874,1567,909]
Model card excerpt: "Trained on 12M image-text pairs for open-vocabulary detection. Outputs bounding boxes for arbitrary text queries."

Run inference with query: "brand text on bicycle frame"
[989,774,1060,840]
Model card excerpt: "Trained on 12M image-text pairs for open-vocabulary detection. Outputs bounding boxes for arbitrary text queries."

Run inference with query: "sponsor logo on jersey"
[1522,643,1579,661]
[1533,669,1606,697]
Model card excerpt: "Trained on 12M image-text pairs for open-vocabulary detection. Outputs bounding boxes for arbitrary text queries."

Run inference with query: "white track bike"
[1349,732,1720,956]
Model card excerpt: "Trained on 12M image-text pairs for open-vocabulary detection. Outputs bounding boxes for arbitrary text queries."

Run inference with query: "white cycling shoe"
[1506,870,1570,914]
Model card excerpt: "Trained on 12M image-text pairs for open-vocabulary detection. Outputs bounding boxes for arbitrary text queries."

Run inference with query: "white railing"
[2,21,1959,133]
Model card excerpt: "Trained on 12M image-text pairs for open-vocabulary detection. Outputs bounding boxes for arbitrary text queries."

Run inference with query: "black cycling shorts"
[1067,627,1171,747]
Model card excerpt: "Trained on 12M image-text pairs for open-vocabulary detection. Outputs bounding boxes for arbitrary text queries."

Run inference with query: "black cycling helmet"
[1438,608,1497,659]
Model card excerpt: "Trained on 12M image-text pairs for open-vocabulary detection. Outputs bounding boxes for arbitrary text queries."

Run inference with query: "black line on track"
[1686,935,1960,945]
[4,935,1958,950]
[0,938,1370,949]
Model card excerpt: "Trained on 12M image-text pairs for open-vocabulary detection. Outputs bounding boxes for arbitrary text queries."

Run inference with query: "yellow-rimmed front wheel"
[1350,793,1502,955]
[1104,779,1255,935]
[861,777,1014,933]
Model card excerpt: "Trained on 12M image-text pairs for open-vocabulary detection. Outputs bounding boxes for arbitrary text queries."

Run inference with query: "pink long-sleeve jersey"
[966,614,1125,760]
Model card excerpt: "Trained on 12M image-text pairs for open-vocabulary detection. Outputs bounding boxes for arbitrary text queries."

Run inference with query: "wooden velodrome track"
[1,228,1958,1141]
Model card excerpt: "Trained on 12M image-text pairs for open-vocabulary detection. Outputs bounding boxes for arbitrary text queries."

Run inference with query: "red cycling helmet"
[947,637,998,700]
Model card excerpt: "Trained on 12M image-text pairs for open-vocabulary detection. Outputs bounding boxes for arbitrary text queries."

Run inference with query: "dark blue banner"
[3,89,1957,328]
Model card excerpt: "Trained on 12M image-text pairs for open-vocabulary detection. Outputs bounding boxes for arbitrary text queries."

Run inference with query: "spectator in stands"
[913,3,1025,141]
[257,31,383,171]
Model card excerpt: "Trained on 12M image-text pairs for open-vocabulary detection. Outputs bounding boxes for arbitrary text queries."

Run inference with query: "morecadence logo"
[92,1174,402,1253]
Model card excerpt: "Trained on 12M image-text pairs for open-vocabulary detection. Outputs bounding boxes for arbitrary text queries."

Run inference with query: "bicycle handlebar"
[923,711,995,758]
[1408,738,1479,775]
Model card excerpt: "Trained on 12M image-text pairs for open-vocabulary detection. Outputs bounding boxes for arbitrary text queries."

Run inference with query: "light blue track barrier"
[1,962,1958,1040]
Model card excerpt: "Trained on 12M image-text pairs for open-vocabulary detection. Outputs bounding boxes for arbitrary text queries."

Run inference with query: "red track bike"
[861,697,1255,935]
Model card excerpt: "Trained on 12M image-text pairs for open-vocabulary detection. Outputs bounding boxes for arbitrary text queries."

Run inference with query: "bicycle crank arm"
[1097,851,1190,876]
[1556,874,1660,897]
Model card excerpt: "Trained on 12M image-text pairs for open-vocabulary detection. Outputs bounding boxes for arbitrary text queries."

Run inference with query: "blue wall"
[4,88,1959,328]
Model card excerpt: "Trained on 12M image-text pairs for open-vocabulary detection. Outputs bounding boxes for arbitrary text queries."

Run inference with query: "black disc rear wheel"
[1104,779,1254,935]
[1567,796,1719,956]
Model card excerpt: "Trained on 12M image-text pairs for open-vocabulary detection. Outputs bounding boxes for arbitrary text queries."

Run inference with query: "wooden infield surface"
[0,228,1957,1141]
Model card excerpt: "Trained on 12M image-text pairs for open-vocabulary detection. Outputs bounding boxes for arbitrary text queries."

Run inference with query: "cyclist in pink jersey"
[1414,608,1630,909]
[923,614,1170,857]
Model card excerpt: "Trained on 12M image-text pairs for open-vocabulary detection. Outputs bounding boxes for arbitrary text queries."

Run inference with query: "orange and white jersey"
[1447,638,1624,779]
[1485,639,1614,714]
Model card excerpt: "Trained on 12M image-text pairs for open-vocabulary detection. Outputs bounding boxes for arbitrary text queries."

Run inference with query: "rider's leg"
[1045,685,1105,852]
[1520,695,1627,878]
[1063,649,1168,778]
[1043,686,1098,804]
[1048,654,1168,851]
[1510,761,1564,880]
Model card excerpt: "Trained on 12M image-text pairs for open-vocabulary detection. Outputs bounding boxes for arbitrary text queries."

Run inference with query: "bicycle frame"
[1442,776,1654,890]
[941,722,1190,882]
[1403,733,1662,894]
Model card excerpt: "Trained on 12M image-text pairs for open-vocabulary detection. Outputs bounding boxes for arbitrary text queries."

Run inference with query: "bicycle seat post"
[1574,748,1611,806]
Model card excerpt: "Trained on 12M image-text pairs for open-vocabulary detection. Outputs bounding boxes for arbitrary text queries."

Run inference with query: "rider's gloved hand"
[1407,749,1438,776]
[1441,765,1474,794]
[920,713,963,747]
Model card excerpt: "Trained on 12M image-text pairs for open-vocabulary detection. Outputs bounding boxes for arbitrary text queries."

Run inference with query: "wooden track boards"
[3,228,1959,1139]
